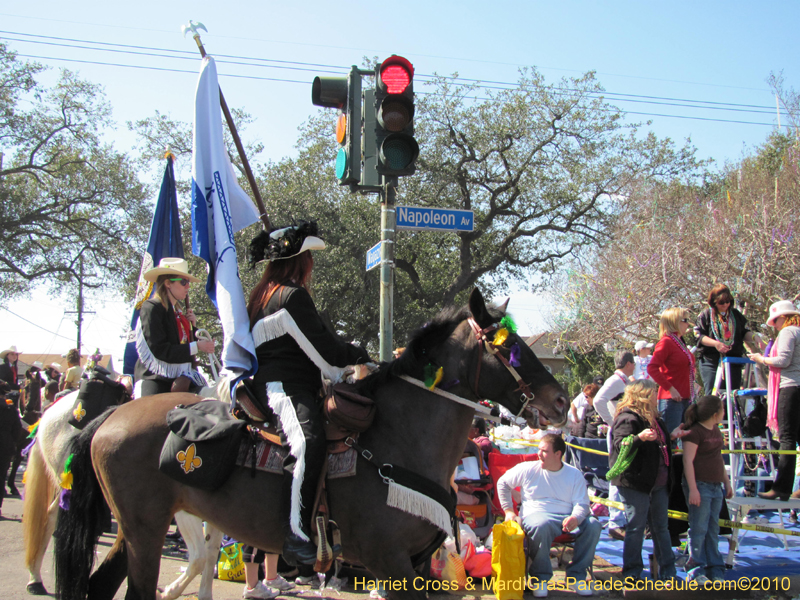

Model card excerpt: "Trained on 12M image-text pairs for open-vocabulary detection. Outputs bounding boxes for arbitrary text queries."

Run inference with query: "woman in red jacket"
[647,307,696,442]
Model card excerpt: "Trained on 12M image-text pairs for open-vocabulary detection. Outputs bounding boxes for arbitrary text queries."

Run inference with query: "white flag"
[191,55,259,378]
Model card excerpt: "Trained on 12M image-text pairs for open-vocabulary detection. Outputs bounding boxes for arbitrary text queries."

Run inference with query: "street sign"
[366,241,383,271]
[396,206,474,232]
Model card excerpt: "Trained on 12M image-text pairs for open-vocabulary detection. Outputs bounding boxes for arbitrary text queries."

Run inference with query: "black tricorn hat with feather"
[248,220,325,268]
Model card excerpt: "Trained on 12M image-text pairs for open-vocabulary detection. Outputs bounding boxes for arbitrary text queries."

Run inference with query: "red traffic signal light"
[374,56,418,177]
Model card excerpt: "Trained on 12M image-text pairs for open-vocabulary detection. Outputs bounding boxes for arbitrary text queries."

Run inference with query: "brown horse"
[54,289,568,600]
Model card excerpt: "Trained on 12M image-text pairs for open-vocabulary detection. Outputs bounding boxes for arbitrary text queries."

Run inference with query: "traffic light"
[312,67,361,186]
[374,56,419,177]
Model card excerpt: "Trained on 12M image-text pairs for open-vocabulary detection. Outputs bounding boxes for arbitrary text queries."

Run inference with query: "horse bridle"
[468,317,535,419]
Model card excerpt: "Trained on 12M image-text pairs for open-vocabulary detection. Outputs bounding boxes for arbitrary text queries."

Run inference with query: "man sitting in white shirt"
[497,434,601,597]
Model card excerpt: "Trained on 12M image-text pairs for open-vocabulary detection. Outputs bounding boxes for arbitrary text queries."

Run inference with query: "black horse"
[55,289,568,600]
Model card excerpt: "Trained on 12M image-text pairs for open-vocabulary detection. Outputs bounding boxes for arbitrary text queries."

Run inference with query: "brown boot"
[758,489,790,501]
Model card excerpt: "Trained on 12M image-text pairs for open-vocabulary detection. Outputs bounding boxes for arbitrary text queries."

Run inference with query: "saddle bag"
[68,369,127,429]
[323,383,376,434]
[159,401,247,491]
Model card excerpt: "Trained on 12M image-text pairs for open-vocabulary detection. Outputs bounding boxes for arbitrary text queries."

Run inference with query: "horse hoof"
[27,582,48,595]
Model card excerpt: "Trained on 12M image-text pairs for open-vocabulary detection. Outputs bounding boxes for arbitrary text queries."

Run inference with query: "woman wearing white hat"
[246,221,371,566]
[0,346,22,405]
[748,300,800,500]
[134,258,215,397]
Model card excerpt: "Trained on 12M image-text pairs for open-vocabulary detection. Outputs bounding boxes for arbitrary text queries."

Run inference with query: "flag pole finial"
[181,20,208,57]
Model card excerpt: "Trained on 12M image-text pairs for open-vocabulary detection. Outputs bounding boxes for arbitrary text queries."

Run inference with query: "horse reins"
[468,317,534,419]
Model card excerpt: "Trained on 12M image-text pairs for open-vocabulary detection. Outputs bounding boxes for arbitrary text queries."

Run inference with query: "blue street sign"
[366,241,382,271]
[396,206,474,232]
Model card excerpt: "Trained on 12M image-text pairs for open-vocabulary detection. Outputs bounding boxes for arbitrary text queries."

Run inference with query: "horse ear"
[468,288,492,326]
[497,297,510,314]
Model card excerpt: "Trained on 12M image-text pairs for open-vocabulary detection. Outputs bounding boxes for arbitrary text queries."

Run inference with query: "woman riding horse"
[134,258,215,396]
[247,220,371,565]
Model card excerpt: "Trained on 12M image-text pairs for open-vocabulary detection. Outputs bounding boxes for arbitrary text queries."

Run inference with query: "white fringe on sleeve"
[134,320,193,379]
[252,309,349,383]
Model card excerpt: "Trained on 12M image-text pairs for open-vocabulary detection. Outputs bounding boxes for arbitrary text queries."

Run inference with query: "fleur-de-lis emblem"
[177,443,202,474]
[73,402,86,422]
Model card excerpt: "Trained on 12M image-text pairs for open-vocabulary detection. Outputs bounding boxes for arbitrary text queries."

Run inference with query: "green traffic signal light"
[311,68,362,186]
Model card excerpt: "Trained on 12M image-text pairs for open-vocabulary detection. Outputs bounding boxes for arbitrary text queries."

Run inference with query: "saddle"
[160,378,377,572]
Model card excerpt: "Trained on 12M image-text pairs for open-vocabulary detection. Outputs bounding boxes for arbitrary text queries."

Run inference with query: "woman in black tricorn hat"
[247,221,371,566]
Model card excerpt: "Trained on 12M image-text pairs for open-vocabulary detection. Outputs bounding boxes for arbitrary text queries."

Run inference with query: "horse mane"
[355,301,505,396]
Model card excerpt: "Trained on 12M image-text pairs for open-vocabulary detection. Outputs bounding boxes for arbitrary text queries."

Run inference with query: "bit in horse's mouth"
[523,406,551,429]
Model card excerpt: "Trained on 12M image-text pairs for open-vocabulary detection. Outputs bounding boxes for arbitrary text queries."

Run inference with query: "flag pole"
[183,21,271,232]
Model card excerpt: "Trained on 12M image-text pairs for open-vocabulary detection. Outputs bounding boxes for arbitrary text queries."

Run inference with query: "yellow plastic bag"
[217,540,246,582]
[490,521,526,600]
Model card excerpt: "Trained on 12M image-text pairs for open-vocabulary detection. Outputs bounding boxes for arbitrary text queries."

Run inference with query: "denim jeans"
[658,398,690,442]
[607,429,627,528]
[617,485,676,580]
[681,478,725,580]
[521,511,602,583]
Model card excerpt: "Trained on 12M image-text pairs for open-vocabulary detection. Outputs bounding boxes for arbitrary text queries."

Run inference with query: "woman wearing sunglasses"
[134,257,215,397]
[694,285,763,396]
[647,308,696,439]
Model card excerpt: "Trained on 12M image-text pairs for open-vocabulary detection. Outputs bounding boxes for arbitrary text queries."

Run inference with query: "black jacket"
[251,285,369,395]
[609,408,673,493]
[0,363,20,391]
[134,299,194,383]
[694,307,750,363]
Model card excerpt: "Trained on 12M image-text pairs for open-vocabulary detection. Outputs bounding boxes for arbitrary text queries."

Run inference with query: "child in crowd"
[242,546,295,599]
[681,395,733,584]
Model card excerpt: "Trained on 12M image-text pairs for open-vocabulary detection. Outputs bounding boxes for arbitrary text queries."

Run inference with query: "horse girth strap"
[345,437,455,517]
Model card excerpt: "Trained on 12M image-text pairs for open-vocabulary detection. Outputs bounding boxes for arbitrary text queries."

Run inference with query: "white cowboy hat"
[634,341,654,352]
[143,258,202,284]
[49,363,62,371]
[31,361,44,370]
[766,300,800,327]
[0,345,21,359]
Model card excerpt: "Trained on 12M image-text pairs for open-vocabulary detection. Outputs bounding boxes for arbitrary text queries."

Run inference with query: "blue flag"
[191,56,260,379]
[123,157,184,375]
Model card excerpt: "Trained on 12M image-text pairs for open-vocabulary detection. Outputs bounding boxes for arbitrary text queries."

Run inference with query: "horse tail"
[54,407,118,600]
[22,440,59,573]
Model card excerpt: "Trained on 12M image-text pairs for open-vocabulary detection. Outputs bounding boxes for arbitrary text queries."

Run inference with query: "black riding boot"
[281,474,317,566]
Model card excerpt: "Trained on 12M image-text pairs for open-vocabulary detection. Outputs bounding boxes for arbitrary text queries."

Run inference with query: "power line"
[1,306,74,341]
[11,52,778,128]
[0,14,770,93]
[2,30,782,117]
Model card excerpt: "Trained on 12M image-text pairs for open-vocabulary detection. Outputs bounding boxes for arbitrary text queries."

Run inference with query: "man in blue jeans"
[498,434,601,598]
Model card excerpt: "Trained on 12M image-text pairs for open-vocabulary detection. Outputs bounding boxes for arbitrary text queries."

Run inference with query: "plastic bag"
[490,521,526,600]
[465,550,493,578]
[217,540,245,582]
[431,546,468,590]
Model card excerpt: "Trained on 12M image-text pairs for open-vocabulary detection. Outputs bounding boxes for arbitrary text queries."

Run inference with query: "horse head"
[387,288,568,429]
[460,288,569,428]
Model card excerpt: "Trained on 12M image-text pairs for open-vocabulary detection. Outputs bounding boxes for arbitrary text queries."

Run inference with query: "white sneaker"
[742,514,769,525]
[295,575,321,589]
[264,574,295,592]
[243,581,279,600]
[369,588,387,599]
[531,584,548,598]
[567,581,594,596]
[692,574,711,586]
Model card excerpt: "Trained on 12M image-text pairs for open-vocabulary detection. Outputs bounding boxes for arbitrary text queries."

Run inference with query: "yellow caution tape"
[589,495,800,538]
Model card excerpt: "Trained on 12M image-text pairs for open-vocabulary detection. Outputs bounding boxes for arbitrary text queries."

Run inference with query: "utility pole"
[64,255,95,351]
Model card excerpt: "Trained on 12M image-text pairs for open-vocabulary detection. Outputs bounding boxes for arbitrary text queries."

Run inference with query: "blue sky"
[1,1,798,360]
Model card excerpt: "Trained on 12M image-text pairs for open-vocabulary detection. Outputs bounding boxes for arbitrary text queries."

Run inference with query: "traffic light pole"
[379,179,397,362]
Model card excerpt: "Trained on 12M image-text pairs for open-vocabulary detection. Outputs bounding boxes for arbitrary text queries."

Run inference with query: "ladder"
[716,356,800,561]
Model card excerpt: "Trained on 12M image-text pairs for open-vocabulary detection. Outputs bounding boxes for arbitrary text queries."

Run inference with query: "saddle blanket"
[235,438,357,479]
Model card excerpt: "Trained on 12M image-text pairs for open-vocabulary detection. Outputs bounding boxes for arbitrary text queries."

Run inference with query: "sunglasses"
[715,299,732,306]
[680,318,690,323]
[169,278,190,287]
